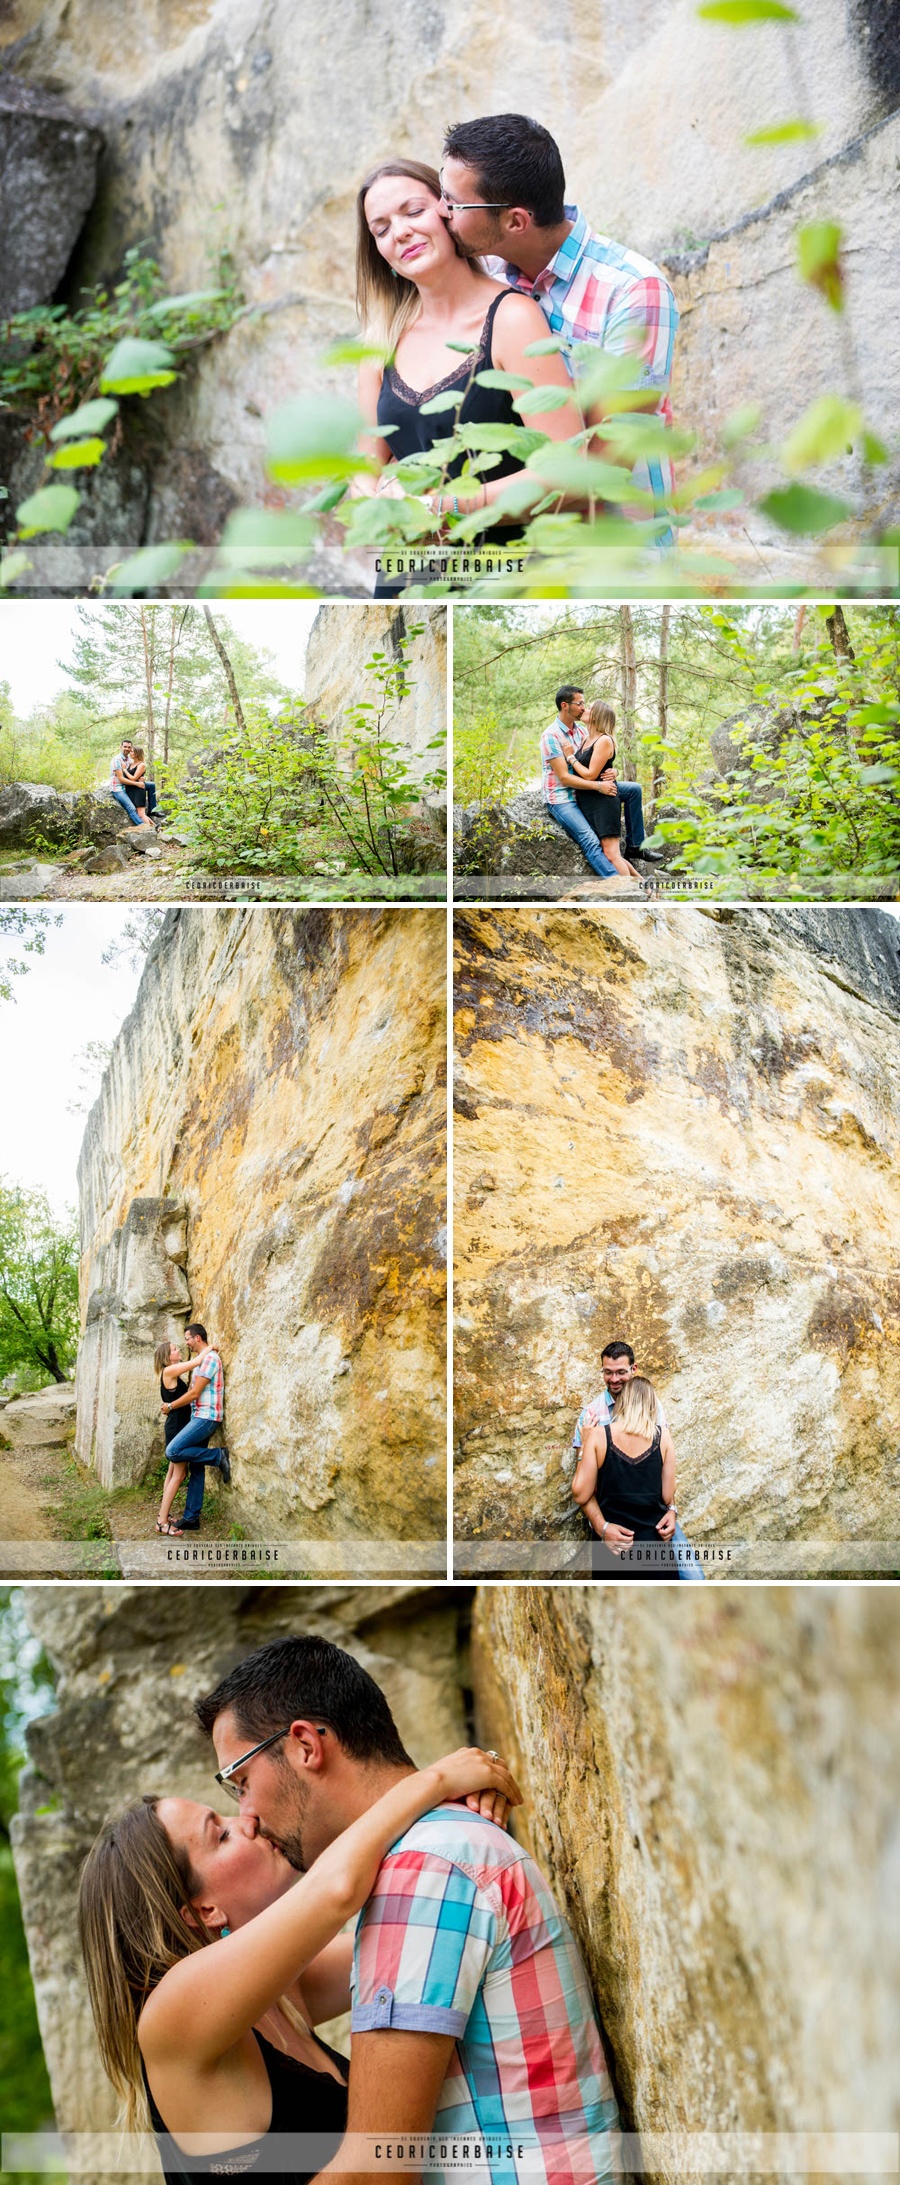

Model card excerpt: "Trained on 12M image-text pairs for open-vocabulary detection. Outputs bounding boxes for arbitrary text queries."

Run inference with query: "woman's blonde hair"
[78,1799,210,2131]
[153,1341,176,1377]
[585,700,616,740]
[356,159,483,347]
[612,1375,658,1441]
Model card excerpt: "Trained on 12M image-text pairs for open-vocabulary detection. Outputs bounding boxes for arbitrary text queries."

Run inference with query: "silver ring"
[486,1749,500,1762]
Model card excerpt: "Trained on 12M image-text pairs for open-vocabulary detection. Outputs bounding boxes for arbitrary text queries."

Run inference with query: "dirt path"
[0,1444,62,1542]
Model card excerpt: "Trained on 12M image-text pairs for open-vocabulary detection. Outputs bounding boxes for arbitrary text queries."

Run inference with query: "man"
[197,1635,621,2184]
[161,1321,230,1530]
[542,686,658,871]
[109,740,143,827]
[439,114,679,547]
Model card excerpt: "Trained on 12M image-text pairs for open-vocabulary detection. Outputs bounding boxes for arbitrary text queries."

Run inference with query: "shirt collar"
[506,204,587,293]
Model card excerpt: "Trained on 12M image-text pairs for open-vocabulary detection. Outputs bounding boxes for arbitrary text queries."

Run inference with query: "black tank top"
[161,1375,189,1448]
[145,2028,349,2185]
[599,1421,668,1537]
[377,290,525,542]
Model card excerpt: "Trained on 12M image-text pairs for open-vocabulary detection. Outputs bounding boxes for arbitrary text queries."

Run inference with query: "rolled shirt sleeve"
[352,1843,497,2038]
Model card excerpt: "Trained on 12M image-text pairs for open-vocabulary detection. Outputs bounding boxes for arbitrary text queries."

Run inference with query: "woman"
[122,746,153,827]
[353,161,584,591]
[154,1341,192,1536]
[572,1375,679,1579]
[78,1747,519,2184]
[570,701,641,881]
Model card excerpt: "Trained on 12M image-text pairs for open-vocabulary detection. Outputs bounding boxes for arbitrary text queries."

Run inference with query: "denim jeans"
[166,1417,221,1524]
[617,780,645,852]
[673,1519,706,1582]
[110,785,141,826]
[545,801,617,877]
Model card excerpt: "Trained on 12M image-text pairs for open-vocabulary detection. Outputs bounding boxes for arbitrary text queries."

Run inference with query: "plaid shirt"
[486,205,679,519]
[190,1348,224,1422]
[352,1804,620,2184]
[540,717,588,807]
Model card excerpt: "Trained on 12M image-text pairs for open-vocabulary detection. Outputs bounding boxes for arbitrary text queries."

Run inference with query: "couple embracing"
[80,1635,621,2185]
[352,112,678,591]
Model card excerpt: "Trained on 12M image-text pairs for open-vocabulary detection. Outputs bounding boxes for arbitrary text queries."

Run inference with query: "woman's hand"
[656,1508,677,1539]
[427,1746,522,1821]
[602,1523,634,1555]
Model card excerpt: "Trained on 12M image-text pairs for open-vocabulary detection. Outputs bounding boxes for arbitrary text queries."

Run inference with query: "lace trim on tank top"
[605,1424,661,1467]
[385,295,503,407]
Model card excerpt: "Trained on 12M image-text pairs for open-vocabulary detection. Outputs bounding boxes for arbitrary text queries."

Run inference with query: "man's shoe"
[628,844,666,863]
[217,1448,232,1485]
[173,1519,201,1532]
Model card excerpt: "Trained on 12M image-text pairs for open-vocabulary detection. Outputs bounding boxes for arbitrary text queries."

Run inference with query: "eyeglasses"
[439,178,511,213]
[214,1727,292,1801]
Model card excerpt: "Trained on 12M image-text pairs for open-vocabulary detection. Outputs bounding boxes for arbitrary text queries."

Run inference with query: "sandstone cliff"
[305,606,447,791]
[75,908,446,1540]
[11,1583,899,2180]
[453,906,900,1564]
[3,0,895,562]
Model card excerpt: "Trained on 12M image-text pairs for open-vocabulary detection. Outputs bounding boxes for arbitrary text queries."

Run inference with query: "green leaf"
[108,542,188,592]
[862,430,888,464]
[857,764,898,785]
[266,394,368,481]
[50,398,119,442]
[523,336,566,356]
[693,488,745,510]
[47,437,107,470]
[322,339,391,367]
[513,385,573,414]
[474,369,534,392]
[759,483,851,533]
[0,549,32,588]
[444,340,479,353]
[797,222,844,311]
[781,395,862,473]
[744,119,820,144]
[721,402,763,447]
[457,423,548,459]
[144,289,230,317]
[698,2,799,20]
[419,389,465,414]
[218,509,315,556]
[99,337,178,394]
[529,447,653,503]
[15,483,80,536]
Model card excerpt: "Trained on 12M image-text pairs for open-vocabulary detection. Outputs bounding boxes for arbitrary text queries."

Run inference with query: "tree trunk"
[652,603,671,805]
[140,606,156,771]
[826,606,855,662]
[619,605,637,780]
[203,606,248,735]
[792,606,807,653]
[162,606,183,766]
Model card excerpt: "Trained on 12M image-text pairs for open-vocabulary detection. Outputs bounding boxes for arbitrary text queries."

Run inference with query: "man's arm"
[162,1371,205,1415]
[549,751,595,792]
[315,2029,456,2184]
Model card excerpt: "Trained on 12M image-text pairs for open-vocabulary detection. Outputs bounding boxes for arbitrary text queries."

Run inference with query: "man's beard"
[268,1825,309,1873]
[261,1772,312,1872]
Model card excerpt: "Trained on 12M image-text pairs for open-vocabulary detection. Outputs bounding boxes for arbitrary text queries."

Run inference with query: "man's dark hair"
[443,114,566,228]
[194,1636,413,1765]
[601,1340,635,1365]
[556,685,584,710]
[185,1322,208,1343]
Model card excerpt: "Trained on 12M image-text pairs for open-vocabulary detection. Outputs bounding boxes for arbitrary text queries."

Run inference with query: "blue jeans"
[110,785,141,826]
[617,780,645,852]
[166,1417,221,1524]
[673,1520,706,1582]
[545,802,617,877]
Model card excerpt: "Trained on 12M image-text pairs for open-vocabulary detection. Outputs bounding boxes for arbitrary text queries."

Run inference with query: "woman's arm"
[160,1362,188,1389]
[571,1428,606,1535]
[139,1749,520,2071]
[351,357,393,493]
[437,291,584,522]
[661,1431,676,1504]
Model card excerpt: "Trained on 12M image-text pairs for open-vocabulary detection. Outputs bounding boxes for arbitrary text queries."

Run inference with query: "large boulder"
[455,791,588,878]
[0,77,103,316]
[0,783,134,852]
[0,1383,76,1449]
[709,694,848,782]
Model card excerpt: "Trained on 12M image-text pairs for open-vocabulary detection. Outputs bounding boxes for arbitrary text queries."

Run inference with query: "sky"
[0,910,146,1216]
[0,601,321,716]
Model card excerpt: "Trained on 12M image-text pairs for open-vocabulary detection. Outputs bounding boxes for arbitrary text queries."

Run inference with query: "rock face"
[708,695,848,783]
[472,1586,900,2174]
[12,1583,900,2174]
[0,783,134,853]
[75,909,446,1536]
[455,791,587,878]
[305,606,447,791]
[0,1382,76,1447]
[0,75,103,314]
[453,905,900,1551]
[2,0,895,550]
[11,1583,472,2149]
